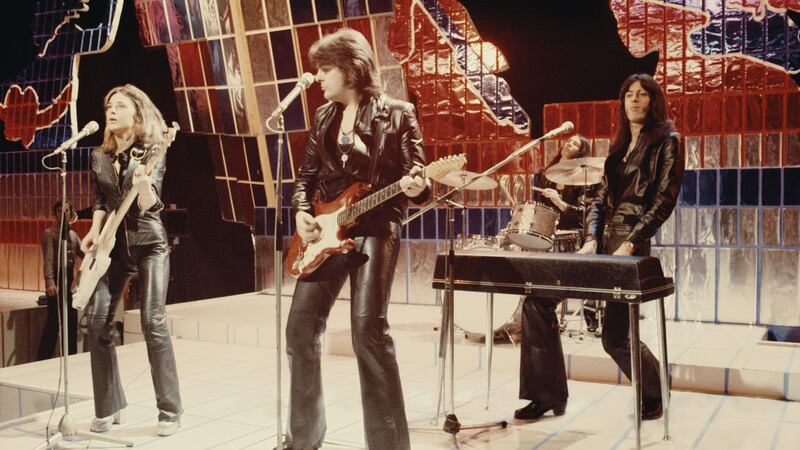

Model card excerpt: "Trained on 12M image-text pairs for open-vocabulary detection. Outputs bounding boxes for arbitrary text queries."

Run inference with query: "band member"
[81,84,182,436]
[285,29,429,450]
[578,73,684,420]
[37,200,82,360]
[514,134,598,420]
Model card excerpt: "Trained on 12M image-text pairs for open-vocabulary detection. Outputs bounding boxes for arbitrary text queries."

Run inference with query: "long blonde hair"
[98,84,168,153]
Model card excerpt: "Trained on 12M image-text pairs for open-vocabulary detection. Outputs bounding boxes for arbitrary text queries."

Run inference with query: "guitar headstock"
[424,153,467,180]
[138,122,180,170]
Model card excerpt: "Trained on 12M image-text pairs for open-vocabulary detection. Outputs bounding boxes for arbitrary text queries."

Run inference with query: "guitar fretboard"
[336,169,425,225]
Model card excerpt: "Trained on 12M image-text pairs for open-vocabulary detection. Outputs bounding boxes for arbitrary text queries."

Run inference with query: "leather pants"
[86,242,182,421]
[285,222,409,450]
[519,295,568,404]
[601,226,662,402]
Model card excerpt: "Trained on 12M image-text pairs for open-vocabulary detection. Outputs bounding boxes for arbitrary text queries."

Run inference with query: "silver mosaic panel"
[764,133,781,167]
[650,247,676,320]
[697,208,717,245]
[685,136,701,169]
[497,174,512,207]
[759,250,800,326]
[513,174,528,205]
[655,210,676,245]
[725,134,740,167]
[744,134,762,167]
[679,208,696,245]
[703,135,721,168]
[407,241,439,305]
[257,236,298,296]
[739,208,758,245]
[762,208,780,245]
[717,248,757,324]
[676,247,716,322]
[544,140,559,167]
[720,208,737,245]
[785,209,800,246]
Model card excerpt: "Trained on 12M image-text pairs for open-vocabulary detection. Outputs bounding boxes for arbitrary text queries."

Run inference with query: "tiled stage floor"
[0,291,798,449]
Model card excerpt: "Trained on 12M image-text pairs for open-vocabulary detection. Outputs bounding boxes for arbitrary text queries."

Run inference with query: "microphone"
[48,121,100,156]
[542,121,574,140]
[269,73,315,120]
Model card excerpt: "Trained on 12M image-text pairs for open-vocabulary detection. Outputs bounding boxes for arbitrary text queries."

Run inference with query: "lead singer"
[285,29,429,450]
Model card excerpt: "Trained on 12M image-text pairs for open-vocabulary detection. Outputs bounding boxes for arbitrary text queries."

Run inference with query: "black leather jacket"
[292,94,430,225]
[91,145,167,249]
[585,129,684,245]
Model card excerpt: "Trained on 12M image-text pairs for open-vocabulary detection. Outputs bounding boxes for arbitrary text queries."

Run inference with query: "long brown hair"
[610,73,674,155]
[544,134,591,171]
[98,84,168,153]
[309,28,382,97]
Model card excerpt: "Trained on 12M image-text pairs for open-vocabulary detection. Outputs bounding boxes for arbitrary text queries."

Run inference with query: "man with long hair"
[285,29,429,450]
[578,73,684,420]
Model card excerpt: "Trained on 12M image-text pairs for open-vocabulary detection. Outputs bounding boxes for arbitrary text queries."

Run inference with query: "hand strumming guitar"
[295,211,321,243]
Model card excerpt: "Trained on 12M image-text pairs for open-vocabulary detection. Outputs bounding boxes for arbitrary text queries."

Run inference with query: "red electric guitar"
[286,154,467,279]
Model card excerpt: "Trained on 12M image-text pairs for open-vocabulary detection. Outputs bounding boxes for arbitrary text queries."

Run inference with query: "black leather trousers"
[86,242,182,420]
[285,222,409,450]
[519,296,569,404]
[601,226,662,402]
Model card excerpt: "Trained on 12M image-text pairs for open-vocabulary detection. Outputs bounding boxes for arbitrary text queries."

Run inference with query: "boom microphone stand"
[38,143,133,449]
[403,122,574,445]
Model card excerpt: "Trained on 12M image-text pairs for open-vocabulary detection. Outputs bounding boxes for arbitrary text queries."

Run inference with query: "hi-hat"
[436,169,498,190]
[545,156,605,186]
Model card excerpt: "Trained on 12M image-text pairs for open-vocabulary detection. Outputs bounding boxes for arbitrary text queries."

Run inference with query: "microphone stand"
[37,146,133,449]
[403,130,561,443]
[265,114,286,450]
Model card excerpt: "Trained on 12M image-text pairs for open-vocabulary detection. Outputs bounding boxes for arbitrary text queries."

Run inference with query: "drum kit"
[439,156,606,338]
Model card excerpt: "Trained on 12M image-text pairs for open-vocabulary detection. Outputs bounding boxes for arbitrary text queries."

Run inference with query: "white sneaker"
[90,408,125,432]
[157,417,181,436]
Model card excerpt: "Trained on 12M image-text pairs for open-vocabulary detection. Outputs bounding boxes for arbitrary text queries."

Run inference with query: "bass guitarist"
[80,84,182,436]
[284,29,429,450]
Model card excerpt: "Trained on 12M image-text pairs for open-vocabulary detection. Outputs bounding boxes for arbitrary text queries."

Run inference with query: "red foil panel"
[724,58,745,93]
[703,96,723,133]
[724,95,742,132]
[704,58,723,93]
[744,59,766,92]
[764,93,784,130]
[685,97,703,134]
[787,92,800,129]
[594,102,613,137]
[667,97,684,132]
[577,103,594,137]
[745,94,764,131]
[685,58,704,94]
[178,42,204,87]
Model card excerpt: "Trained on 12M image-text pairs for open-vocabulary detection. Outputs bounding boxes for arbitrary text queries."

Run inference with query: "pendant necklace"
[338,128,355,167]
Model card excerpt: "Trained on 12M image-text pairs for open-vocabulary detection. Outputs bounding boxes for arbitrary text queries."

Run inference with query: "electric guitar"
[286,154,467,279]
[73,123,179,309]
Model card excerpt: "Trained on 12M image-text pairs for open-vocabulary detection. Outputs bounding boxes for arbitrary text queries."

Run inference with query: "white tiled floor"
[0,338,799,449]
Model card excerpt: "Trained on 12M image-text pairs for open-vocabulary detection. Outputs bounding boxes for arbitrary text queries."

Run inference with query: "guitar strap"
[368,95,390,187]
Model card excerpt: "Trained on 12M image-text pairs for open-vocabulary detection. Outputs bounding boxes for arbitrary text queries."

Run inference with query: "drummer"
[513,134,601,421]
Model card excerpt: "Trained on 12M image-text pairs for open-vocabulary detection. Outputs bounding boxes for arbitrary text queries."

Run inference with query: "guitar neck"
[337,167,427,225]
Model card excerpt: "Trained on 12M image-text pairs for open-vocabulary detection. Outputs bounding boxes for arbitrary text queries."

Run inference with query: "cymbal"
[435,169,499,190]
[545,156,605,186]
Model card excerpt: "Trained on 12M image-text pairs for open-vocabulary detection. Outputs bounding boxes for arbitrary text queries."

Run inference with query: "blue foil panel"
[483,208,499,236]
[698,170,717,206]
[761,168,781,206]
[719,168,738,206]
[422,208,437,239]
[314,0,339,20]
[266,133,293,181]
[343,0,367,17]
[468,208,482,235]
[785,168,800,205]
[679,170,697,206]
[289,0,314,24]
[208,39,227,85]
[270,30,299,80]
[740,169,759,206]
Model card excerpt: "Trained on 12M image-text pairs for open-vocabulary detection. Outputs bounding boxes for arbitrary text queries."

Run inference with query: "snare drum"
[552,229,583,253]
[504,202,559,250]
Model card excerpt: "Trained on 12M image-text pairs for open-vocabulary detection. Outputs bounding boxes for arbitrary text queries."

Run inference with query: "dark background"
[0,0,656,300]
